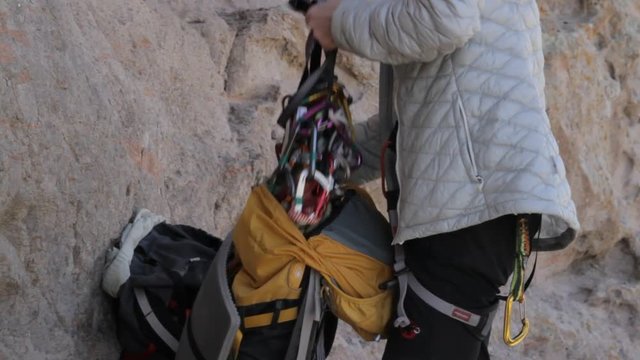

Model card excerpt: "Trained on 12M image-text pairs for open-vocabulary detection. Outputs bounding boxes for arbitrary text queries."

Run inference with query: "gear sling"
[176,35,395,360]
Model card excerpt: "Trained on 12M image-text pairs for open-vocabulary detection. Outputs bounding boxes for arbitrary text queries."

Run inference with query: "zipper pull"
[475,175,484,190]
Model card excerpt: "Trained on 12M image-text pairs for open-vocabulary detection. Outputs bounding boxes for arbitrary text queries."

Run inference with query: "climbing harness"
[390,245,500,339]
[268,36,361,229]
[379,122,538,346]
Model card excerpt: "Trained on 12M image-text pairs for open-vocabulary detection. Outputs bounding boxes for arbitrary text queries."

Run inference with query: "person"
[306,0,581,359]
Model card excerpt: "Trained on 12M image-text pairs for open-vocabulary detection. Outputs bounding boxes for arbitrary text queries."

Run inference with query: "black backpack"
[103,213,222,360]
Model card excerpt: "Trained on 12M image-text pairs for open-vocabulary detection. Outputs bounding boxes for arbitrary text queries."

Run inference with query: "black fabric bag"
[112,221,222,360]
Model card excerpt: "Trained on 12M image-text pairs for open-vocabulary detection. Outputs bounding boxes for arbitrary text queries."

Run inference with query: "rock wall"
[0,0,637,359]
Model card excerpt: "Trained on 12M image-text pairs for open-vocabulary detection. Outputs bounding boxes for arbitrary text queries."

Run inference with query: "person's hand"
[305,0,341,50]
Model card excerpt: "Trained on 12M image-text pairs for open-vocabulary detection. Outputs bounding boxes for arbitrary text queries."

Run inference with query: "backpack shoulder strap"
[134,288,180,351]
[284,269,328,360]
[175,234,240,360]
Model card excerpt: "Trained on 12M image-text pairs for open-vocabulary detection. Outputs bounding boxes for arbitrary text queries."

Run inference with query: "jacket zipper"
[457,97,484,186]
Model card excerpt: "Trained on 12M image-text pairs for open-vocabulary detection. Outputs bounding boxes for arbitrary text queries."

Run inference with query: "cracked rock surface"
[0,0,638,359]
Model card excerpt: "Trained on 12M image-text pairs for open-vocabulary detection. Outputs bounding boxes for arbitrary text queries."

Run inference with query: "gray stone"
[0,0,638,359]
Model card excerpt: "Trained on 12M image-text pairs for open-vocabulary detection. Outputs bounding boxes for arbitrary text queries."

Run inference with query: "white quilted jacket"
[334,0,580,246]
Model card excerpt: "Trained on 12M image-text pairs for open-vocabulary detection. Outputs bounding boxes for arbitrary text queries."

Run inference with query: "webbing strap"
[392,246,497,336]
[497,252,537,302]
[510,217,531,301]
[296,270,322,360]
[407,274,482,327]
[133,288,179,351]
[315,323,326,360]
[185,317,207,360]
[277,38,336,128]
[393,245,411,328]
[242,307,299,329]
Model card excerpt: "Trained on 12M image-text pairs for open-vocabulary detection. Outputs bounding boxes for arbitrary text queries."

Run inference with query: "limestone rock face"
[0,0,637,359]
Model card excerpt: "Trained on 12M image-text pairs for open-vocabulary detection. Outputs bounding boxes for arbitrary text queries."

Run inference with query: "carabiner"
[267,166,296,206]
[331,156,351,183]
[303,100,329,121]
[503,294,529,347]
[289,169,333,226]
[310,123,319,175]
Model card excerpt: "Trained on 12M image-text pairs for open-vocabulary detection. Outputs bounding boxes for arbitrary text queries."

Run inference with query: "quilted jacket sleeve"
[331,0,482,64]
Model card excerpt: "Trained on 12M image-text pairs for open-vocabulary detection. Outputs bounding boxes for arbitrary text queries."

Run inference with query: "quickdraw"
[503,217,532,346]
[268,48,361,230]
